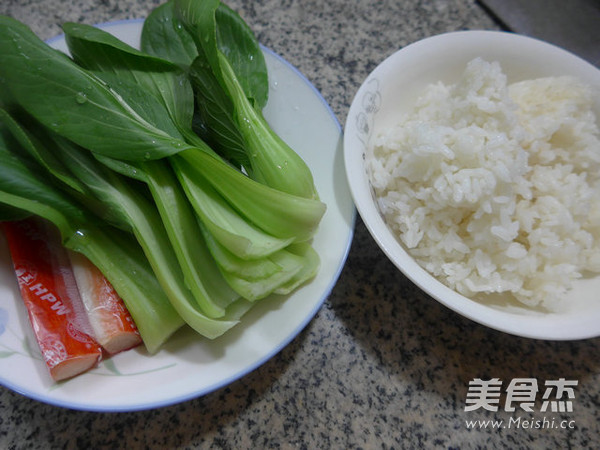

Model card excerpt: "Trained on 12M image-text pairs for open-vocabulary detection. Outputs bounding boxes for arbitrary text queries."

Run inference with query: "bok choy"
[0,110,183,353]
[174,0,320,200]
[0,0,326,352]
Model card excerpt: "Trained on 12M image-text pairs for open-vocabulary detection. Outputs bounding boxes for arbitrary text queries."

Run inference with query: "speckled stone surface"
[1,1,599,449]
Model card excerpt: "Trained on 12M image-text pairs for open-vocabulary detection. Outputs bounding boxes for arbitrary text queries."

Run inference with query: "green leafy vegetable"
[174,0,320,199]
[60,20,322,298]
[0,0,326,351]
[0,15,190,161]
[141,0,199,68]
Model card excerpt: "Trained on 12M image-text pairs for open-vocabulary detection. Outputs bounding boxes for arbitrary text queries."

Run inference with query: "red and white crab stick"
[2,218,103,381]
[68,251,141,355]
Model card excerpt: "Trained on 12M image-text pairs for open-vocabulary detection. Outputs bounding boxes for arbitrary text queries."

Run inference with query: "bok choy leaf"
[0,15,191,161]
[174,0,320,200]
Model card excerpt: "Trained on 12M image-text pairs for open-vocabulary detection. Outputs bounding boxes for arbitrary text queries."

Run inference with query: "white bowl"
[344,30,600,340]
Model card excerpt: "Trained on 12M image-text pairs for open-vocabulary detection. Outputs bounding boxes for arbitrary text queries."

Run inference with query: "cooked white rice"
[367,58,600,310]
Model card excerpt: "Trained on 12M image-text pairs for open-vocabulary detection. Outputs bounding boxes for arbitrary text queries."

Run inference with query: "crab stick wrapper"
[2,218,102,381]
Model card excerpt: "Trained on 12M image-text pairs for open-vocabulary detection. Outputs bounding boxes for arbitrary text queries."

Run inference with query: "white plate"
[0,19,355,411]
[344,30,600,341]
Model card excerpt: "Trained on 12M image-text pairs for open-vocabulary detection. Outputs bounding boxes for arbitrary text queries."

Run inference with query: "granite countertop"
[1,0,599,448]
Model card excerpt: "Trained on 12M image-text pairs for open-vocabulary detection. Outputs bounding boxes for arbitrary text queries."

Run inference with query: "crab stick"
[68,251,142,355]
[2,218,102,381]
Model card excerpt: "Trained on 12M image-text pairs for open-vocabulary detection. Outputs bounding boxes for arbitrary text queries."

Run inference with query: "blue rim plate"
[0,19,355,412]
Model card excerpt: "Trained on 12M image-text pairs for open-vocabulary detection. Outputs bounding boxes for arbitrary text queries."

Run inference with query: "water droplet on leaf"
[75,92,87,104]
